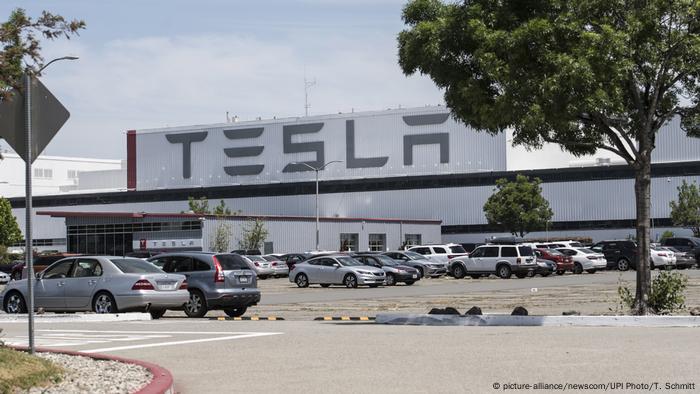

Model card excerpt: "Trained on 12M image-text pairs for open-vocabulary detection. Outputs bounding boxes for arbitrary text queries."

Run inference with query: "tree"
[483,175,553,237]
[669,180,700,236]
[210,222,232,253]
[0,197,21,246]
[398,0,700,314]
[187,197,210,214]
[1,9,85,100]
[238,218,269,251]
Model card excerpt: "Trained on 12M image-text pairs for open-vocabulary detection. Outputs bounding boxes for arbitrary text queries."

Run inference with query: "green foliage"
[0,9,85,100]
[660,230,675,240]
[210,222,231,253]
[483,175,553,237]
[238,218,269,251]
[0,197,21,247]
[618,271,688,314]
[187,197,210,214]
[212,200,232,216]
[669,180,700,237]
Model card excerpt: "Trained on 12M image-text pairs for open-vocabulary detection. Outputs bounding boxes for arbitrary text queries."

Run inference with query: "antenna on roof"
[304,66,316,117]
[226,111,230,123]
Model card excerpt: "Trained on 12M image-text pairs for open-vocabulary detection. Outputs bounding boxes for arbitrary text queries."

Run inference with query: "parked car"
[279,253,315,272]
[1,256,188,319]
[0,271,9,284]
[663,247,696,269]
[262,255,290,277]
[240,255,275,279]
[11,253,83,281]
[556,248,607,274]
[382,251,447,278]
[534,258,555,277]
[231,249,262,255]
[448,244,537,279]
[534,248,574,275]
[590,240,638,271]
[148,252,260,318]
[406,244,469,266]
[650,245,676,270]
[353,253,420,286]
[661,237,700,263]
[125,250,165,260]
[290,255,385,288]
[458,243,484,253]
[0,260,21,275]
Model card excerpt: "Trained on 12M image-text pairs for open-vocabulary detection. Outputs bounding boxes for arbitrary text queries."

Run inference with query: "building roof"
[36,210,442,225]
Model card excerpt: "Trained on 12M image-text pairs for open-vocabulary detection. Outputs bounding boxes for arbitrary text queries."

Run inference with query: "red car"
[535,248,574,275]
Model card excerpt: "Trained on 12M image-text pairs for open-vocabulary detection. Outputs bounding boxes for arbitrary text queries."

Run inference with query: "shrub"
[617,271,688,314]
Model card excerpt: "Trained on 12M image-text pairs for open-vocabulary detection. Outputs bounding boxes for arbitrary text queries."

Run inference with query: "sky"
[0,0,445,159]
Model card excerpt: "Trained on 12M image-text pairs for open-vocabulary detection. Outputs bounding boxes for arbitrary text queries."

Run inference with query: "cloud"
[35,29,444,159]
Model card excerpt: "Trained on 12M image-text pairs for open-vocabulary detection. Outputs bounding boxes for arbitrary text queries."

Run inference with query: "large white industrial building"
[7,105,700,254]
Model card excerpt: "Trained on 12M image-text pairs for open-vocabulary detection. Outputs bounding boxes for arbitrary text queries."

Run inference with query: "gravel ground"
[29,352,152,394]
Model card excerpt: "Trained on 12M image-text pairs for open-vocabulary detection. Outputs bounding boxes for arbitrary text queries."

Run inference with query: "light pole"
[292,161,342,251]
[24,55,78,354]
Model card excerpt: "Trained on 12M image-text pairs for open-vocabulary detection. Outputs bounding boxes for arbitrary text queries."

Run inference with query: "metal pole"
[315,169,319,251]
[24,73,35,354]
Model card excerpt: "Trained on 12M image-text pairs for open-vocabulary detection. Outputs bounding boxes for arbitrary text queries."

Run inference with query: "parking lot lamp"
[292,161,342,250]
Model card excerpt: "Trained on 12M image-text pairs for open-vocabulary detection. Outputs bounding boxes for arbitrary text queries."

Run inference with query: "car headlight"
[357,270,374,275]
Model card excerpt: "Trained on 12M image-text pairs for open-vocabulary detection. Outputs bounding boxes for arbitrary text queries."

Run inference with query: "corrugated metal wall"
[653,117,700,163]
[135,106,507,190]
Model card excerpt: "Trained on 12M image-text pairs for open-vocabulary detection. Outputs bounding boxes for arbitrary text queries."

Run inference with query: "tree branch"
[541,135,632,164]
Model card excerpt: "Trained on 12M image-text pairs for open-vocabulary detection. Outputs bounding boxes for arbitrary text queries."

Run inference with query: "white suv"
[448,244,537,279]
[406,244,469,266]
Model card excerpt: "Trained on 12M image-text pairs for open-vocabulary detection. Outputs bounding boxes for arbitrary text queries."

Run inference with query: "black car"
[660,237,700,263]
[352,253,421,285]
[590,240,638,271]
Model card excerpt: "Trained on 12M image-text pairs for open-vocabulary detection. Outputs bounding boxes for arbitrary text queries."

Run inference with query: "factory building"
[8,106,700,253]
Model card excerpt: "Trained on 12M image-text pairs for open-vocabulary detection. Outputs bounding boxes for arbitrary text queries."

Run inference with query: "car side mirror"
[35,272,42,280]
[332,263,340,268]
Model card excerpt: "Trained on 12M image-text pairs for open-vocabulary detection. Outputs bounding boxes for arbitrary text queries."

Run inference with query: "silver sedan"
[0,256,188,319]
[290,255,386,288]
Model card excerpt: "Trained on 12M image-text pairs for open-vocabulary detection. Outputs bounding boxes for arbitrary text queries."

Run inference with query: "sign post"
[0,72,72,354]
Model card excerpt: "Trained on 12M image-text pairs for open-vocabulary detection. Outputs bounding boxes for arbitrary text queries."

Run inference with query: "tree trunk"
[633,159,652,315]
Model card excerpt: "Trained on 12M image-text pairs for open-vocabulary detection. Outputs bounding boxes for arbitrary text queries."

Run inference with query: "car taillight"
[179,281,188,290]
[657,253,667,257]
[516,257,521,264]
[254,262,260,267]
[271,262,277,266]
[213,256,225,283]
[448,255,456,259]
[132,279,154,290]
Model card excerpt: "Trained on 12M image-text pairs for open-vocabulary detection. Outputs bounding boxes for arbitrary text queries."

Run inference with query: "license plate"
[156,281,176,290]
[239,276,249,283]
[412,274,418,279]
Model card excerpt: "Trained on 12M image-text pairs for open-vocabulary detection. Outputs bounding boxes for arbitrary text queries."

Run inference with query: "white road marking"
[3,329,284,353]
[84,332,282,353]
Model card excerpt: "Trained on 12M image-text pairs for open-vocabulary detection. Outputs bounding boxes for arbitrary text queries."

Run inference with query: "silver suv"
[406,244,468,266]
[448,244,537,279]
[149,252,260,317]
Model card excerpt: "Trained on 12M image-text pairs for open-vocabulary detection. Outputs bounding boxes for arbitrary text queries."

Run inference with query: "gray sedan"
[1,256,188,319]
[290,255,386,288]
[382,251,447,278]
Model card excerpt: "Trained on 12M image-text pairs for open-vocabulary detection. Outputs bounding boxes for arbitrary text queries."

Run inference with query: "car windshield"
[374,255,399,266]
[665,247,680,252]
[111,258,164,274]
[578,248,596,254]
[246,256,267,262]
[568,242,584,247]
[404,251,427,260]
[215,254,250,270]
[336,257,363,266]
[449,245,467,253]
[262,256,277,262]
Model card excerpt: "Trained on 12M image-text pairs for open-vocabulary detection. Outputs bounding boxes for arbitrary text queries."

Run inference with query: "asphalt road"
[259,269,700,305]
[2,319,699,393]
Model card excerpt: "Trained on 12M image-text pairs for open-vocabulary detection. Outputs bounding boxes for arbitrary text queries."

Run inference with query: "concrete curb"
[0,312,152,323]
[375,313,700,327]
[10,346,174,394]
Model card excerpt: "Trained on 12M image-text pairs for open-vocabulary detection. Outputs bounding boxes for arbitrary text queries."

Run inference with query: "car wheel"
[573,263,583,274]
[184,290,208,318]
[295,273,309,288]
[3,291,27,313]
[515,272,527,279]
[497,265,512,279]
[93,292,118,314]
[385,273,396,286]
[149,309,166,319]
[617,258,630,271]
[404,281,415,285]
[586,269,597,274]
[224,307,247,317]
[556,270,565,275]
[320,283,331,288]
[649,260,655,270]
[344,274,358,288]
[452,264,466,279]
